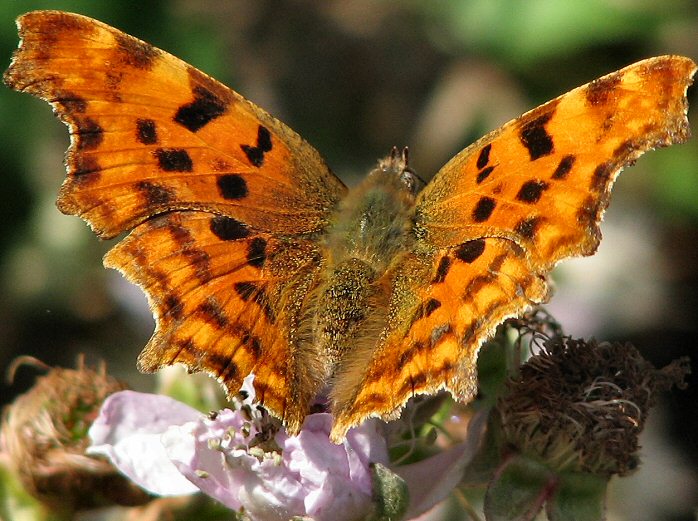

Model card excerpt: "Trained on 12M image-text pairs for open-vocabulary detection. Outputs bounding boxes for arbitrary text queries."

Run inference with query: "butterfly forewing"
[415,56,696,270]
[4,10,346,239]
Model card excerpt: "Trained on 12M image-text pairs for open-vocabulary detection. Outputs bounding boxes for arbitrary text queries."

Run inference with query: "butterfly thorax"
[315,151,422,369]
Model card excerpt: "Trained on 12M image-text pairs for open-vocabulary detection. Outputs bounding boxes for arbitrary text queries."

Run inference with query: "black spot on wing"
[398,371,428,397]
[461,319,481,345]
[454,239,486,263]
[591,161,613,192]
[183,248,213,284]
[234,281,257,301]
[432,256,451,283]
[472,197,496,222]
[515,216,542,240]
[552,155,576,180]
[76,117,104,150]
[179,339,239,380]
[516,180,549,204]
[154,148,193,172]
[233,281,276,322]
[396,342,424,371]
[423,298,441,317]
[163,295,184,320]
[217,174,248,199]
[612,139,638,161]
[198,298,229,328]
[476,166,495,184]
[137,181,175,206]
[576,195,602,228]
[114,33,160,70]
[247,237,267,268]
[136,118,158,144]
[520,111,554,160]
[577,196,602,228]
[586,72,622,106]
[241,125,272,167]
[216,358,238,381]
[210,216,251,241]
[476,143,492,169]
[71,155,101,177]
[174,86,228,132]
[407,299,442,330]
[54,90,87,113]
[241,330,263,358]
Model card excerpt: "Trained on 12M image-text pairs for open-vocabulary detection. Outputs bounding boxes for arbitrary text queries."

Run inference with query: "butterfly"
[4,11,694,442]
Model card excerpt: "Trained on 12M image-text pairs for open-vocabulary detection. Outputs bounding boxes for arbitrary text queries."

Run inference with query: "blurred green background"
[0,1,697,520]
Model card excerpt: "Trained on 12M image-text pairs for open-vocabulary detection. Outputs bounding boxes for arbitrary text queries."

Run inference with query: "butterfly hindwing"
[330,238,549,438]
[105,211,326,431]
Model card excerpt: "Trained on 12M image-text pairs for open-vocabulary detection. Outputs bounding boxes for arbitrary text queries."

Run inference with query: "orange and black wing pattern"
[4,11,347,432]
[329,56,695,440]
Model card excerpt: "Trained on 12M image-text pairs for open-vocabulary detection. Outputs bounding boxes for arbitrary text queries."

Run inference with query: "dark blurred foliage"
[1,1,697,519]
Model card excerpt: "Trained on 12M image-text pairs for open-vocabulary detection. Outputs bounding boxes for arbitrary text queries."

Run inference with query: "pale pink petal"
[87,390,200,496]
[165,408,388,521]
[345,416,390,487]
[88,382,395,519]
[284,414,388,520]
[164,408,305,519]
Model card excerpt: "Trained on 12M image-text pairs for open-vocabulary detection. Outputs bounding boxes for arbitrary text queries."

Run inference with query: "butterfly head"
[377,146,426,195]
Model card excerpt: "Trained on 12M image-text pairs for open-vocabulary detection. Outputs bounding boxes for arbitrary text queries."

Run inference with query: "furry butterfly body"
[5,11,694,441]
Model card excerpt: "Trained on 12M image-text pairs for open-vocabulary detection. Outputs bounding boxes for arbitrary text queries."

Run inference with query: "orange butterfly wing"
[5,11,345,239]
[416,56,695,265]
[4,11,346,432]
[331,239,549,438]
[329,56,695,440]
[103,212,326,432]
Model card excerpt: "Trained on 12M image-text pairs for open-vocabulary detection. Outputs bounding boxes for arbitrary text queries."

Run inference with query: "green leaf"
[368,462,409,521]
[476,334,511,406]
[546,471,607,521]
[484,455,556,521]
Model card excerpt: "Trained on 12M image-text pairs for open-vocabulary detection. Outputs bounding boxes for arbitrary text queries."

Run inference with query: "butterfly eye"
[400,167,426,194]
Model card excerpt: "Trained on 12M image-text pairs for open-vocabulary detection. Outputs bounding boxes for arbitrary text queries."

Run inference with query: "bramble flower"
[88,375,387,520]
[87,375,484,520]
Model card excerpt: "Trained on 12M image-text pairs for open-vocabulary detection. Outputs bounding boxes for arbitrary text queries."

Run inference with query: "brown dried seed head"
[1,359,151,512]
[498,337,690,476]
